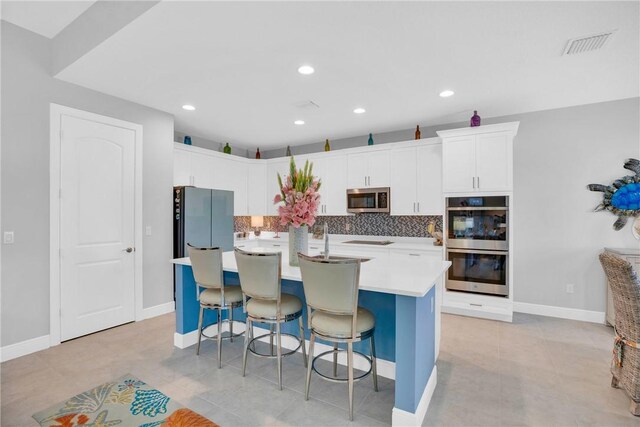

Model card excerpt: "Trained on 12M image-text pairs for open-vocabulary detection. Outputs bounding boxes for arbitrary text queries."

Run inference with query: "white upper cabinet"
[347,150,390,188]
[390,147,418,215]
[416,143,443,215]
[190,151,215,189]
[390,142,443,215]
[173,148,191,186]
[475,132,512,192]
[314,155,348,215]
[440,136,476,193]
[266,158,290,216]
[438,122,519,194]
[247,162,266,215]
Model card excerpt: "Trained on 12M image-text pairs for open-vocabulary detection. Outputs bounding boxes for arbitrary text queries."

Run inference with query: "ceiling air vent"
[562,30,616,56]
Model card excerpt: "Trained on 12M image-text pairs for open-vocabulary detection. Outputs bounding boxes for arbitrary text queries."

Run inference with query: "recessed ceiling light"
[294,120,305,125]
[353,108,366,114]
[298,65,315,75]
[439,90,454,98]
[182,104,196,111]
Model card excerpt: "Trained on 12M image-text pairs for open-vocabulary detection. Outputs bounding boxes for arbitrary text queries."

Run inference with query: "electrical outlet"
[3,231,14,244]
[145,226,152,236]
[566,283,575,294]
[345,223,350,232]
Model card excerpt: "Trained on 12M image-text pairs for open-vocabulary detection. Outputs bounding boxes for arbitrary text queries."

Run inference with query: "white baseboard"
[442,304,513,323]
[392,366,437,427]
[1,335,50,362]
[173,324,396,380]
[513,302,605,324]
[143,301,175,320]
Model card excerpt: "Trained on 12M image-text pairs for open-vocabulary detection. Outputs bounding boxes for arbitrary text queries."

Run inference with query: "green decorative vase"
[223,143,231,154]
[324,139,330,151]
[368,133,374,145]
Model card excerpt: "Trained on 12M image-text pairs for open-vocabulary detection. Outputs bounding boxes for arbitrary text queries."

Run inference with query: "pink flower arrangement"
[273,157,321,228]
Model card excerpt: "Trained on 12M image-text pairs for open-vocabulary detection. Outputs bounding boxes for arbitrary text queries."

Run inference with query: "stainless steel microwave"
[346,187,390,213]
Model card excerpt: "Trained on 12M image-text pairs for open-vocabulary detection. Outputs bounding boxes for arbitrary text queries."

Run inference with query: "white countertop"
[172,248,451,298]
[235,233,443,253]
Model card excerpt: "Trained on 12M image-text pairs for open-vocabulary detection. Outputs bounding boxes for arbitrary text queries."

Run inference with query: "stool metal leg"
[196,306,204,356]
[305,333,315,400]
[276,321,283,390]
[269,323,275,356]
[217,308,222,369]
[333,343,338,377]
[229,306,234,343]
[347,342,354,421]
[370,334,379,392]
[249,320,255,352]
[242,317,251,377]
[298,316,307,367]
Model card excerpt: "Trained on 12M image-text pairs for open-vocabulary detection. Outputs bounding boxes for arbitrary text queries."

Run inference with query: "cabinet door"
[475,132,512,192]
[173,148,191,186]
[266,159,289,216]
[390,147,417,215]
[347,153,368,188]
[316,155,348,215]
[368,151,390,188]
[247,162,267,215]
[416,144,443,215]
[442,136,476,193]
[231,160,248,215]
[190,152,215,189]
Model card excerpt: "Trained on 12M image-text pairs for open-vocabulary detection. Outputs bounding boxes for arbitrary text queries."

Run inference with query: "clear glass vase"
[289,225,308,266]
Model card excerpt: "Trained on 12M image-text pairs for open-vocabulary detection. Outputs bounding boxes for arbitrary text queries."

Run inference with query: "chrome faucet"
[324,223,329,260]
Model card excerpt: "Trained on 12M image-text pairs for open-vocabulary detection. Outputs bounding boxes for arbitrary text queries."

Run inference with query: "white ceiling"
[1,1,95,39]
[55,1,639,149]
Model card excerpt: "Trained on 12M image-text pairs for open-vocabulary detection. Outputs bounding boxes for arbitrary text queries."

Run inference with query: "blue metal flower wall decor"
[588,158,640,230]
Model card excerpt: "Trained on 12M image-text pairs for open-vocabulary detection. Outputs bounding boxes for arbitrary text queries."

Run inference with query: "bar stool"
[298,253,378,421]
[188,244,243,368]
[234,248,307,390]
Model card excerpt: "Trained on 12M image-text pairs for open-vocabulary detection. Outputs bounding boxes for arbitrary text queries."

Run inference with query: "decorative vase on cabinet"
[289,225,308,266]
[470,111,481,127]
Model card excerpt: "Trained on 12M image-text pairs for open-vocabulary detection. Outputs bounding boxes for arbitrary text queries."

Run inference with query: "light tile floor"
[1,312,637,426]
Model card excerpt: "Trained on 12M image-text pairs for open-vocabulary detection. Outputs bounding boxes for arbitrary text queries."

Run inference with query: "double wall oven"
[445,196,510,297]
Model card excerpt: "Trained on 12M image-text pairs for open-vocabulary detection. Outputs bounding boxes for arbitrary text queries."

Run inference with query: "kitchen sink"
[309,255,371,262]
[342,240,394,246]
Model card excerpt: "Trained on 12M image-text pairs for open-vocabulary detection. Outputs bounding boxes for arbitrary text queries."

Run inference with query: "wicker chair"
[599,252,640,416]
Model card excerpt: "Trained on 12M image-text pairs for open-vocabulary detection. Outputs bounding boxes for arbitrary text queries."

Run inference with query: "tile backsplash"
[235,214,442,238]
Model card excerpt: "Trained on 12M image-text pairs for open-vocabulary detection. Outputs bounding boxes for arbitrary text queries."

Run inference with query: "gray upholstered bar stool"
[188,244,244,368]
[298,253,378,421]
[234,248,307,390]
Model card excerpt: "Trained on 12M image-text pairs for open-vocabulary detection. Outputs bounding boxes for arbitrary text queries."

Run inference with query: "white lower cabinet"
[234,240,259,250]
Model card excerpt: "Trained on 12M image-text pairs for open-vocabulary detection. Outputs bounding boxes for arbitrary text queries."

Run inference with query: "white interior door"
[59,115,136,341]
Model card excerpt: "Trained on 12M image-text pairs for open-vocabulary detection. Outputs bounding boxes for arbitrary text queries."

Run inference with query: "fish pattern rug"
[32,374,218,427]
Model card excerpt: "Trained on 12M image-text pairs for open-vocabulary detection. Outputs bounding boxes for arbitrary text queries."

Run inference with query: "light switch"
[4,231,14,244]
[145,226,152,236]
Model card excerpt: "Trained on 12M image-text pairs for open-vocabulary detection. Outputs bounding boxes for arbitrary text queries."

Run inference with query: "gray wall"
[1,22,175,347]
[264,98,640,313]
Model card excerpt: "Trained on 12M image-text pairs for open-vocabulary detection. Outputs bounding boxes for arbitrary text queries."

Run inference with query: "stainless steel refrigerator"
[173,186,234,258]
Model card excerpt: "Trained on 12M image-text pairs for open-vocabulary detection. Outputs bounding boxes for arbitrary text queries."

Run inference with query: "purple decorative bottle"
[470,110,481,127]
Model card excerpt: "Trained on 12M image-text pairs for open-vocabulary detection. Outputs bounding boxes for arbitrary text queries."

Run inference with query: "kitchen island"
[172,248,450,426]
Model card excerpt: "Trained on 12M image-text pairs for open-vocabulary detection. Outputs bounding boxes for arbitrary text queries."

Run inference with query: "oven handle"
[447,248,509,256]
[447,207,508,211]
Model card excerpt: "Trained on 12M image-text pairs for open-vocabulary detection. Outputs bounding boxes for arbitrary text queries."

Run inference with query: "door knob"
[123,247,134,253]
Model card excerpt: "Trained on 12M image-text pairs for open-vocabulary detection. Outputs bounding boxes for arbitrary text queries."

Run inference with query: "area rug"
[32,374,218,427]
